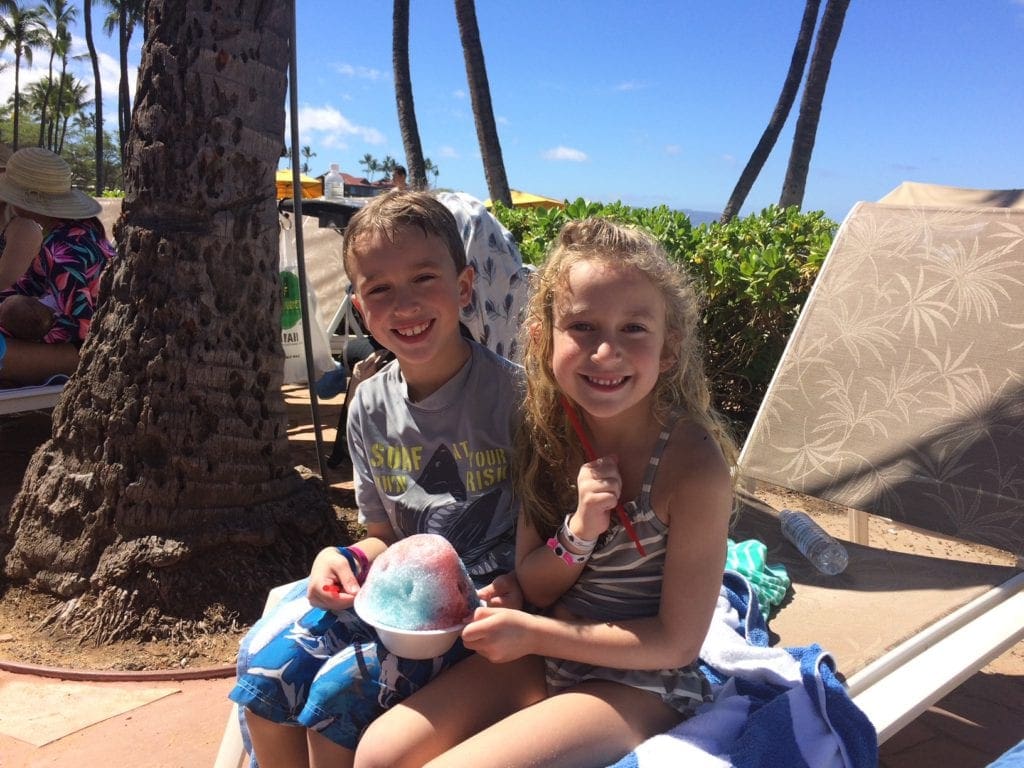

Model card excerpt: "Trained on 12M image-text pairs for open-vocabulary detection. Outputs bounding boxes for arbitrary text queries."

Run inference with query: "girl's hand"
[306,547,361,610]
[461,605,534,663]
[574,455,620,538]
[477,572,523,610]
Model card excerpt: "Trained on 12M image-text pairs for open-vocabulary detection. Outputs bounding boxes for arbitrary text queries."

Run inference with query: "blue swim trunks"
[229,580,473,754]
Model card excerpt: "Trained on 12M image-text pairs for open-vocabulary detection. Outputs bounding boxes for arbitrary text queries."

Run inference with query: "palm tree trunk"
[37,47,57,147]
[118,8,131,164]
[12,51,22,150]
[454,0,511,207]
[721,0,820,223]
[392,0,426,189]
[1,0,342,644]
[779,0,851,210]
[84,0,105,194]
[50,57,69,151]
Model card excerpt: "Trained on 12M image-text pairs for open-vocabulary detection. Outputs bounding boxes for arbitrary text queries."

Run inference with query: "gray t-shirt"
[348,340,521,584]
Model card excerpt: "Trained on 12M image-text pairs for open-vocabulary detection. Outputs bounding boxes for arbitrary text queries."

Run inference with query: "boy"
[229,190,522,767]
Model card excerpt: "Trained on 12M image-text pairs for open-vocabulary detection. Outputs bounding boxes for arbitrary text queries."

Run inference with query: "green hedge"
[492,200,838,436]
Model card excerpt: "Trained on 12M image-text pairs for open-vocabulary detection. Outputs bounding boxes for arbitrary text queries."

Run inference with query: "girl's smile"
[552,260,670,423]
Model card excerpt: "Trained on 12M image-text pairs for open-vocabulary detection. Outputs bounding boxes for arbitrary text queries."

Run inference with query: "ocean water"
[683,208,722,226]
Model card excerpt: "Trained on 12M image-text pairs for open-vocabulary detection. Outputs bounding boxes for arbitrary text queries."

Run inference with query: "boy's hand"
[574,455,620,538]
[461,605,535,663]
[477,572,523,610]
[307,547,360,610]
[351,348,391,383]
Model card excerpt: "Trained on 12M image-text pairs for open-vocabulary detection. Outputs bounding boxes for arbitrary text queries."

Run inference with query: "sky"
[3,0,1023,222]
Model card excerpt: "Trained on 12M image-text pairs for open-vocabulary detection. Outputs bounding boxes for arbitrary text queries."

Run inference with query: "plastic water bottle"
[324,163,344,201]
[779,509,849,575]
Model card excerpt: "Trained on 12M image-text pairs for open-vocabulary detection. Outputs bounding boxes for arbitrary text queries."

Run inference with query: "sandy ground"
[0,386,1021,766]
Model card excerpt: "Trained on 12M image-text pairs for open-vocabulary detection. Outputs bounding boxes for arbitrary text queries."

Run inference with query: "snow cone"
[354,534,481,658]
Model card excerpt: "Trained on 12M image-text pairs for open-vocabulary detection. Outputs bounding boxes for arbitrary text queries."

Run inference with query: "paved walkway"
[1,645,1021,767]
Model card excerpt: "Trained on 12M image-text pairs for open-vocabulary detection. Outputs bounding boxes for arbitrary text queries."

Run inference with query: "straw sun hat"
[0,146,100,219]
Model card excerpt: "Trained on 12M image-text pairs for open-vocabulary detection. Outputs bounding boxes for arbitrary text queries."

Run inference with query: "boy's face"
[349,225,473,374]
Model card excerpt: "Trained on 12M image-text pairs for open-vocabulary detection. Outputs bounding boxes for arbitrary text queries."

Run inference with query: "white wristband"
[561,515,598,552]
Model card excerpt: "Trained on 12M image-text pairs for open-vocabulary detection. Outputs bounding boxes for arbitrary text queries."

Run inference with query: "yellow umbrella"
[484,189,566,210]
[276,169,323,199]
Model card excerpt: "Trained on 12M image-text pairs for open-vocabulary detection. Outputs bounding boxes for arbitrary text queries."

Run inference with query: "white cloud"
[665,144,682,156]
[334,63,388,81]
[614,80,648,92]
[438,145,459,159]
[295,105,386,146]
[543,145,588,162]
[452,89,466,99]
[722,153,736,165]
[496,115,509,125]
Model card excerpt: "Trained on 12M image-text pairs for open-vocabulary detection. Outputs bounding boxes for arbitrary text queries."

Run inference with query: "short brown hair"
[343,190,466,278]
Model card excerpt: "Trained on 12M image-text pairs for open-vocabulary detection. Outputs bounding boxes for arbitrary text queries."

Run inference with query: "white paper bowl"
[354,591,466,659]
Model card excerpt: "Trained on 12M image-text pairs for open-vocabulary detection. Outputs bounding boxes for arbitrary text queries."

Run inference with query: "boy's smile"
[349,225,474,398]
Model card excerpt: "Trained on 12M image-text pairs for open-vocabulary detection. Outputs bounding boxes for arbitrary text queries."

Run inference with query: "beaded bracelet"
[348,545,370,576]
[337,546,369,584]
[561,514,598,551]
[546,536,590,566]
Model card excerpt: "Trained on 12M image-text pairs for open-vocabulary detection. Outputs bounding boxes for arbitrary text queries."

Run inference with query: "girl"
[355,217,737,768]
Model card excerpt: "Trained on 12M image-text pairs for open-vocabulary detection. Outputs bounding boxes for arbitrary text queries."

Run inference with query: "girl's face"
[551,259,672,422]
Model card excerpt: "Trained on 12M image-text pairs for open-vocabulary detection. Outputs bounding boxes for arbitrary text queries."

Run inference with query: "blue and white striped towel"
[608,571,877,768]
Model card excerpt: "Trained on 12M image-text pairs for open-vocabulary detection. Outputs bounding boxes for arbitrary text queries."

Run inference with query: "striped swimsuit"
[544,417,710,716]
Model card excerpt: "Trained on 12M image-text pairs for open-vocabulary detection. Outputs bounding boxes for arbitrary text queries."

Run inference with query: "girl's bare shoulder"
[653,418,733,520]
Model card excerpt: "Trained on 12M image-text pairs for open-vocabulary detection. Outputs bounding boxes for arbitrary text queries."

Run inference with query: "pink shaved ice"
[356,534,480,631]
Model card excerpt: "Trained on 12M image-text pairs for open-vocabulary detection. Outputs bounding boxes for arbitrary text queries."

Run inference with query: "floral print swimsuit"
[0,218,116,345]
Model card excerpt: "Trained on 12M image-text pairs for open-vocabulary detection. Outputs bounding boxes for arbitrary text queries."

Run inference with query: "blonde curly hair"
[514,217,737,536]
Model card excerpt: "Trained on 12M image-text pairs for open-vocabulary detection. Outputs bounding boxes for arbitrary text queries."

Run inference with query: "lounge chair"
[733,197,1024,744]
[0,379,66,416]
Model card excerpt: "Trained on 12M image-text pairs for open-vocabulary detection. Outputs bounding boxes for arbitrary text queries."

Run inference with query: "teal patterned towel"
[725,539,790,619]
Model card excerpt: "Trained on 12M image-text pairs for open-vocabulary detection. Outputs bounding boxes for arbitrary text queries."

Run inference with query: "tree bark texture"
[2,0,342,643]
[454,0,511,207]
[393,0,427,189]
[779,0,851,210]
[721,0,820,223]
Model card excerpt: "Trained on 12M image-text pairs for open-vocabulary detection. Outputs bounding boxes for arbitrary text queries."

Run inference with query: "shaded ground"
[0,385,358,673]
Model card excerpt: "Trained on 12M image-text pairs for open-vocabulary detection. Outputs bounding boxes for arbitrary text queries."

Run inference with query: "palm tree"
[779,0,851,210]
[2,0,341,643]
[423,157,439,188]
[392,0,426,189]
[23,78,54,136]
[300,144,315,174]
[453,0,511,207]
[720,0,820,223]
[54,75,91,154]
[36,0,76,150]
[102,0,145,164]
[359,152,380,180]
[0,3,49,150]
[83,0,105,194]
